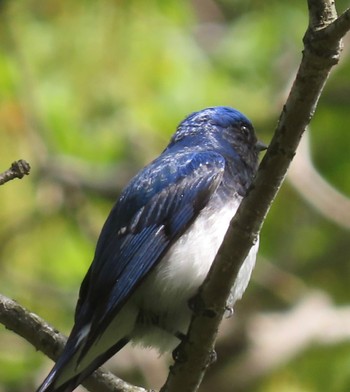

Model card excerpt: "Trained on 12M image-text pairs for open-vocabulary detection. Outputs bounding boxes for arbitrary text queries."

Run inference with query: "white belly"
[146,197,241,307]
[131,195,258,351]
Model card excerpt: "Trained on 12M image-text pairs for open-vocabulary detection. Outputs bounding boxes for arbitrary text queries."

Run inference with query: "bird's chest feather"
[136,195,241,312]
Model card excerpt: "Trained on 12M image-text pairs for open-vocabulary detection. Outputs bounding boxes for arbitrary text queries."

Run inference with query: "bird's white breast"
[138,194,257,312]
[132,194,258,351]
[156,197,241,301]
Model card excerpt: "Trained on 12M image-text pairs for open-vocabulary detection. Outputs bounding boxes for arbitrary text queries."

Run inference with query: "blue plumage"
[37,106,265,392]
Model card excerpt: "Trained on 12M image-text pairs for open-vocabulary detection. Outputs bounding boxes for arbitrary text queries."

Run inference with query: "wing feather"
[75,150,225,355]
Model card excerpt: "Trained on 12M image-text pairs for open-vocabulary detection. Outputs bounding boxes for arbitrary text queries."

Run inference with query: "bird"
[37,106,266,392]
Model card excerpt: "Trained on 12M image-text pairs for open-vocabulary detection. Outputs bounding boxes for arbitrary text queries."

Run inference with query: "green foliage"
[258,343,350,392]
[0,1,349,391]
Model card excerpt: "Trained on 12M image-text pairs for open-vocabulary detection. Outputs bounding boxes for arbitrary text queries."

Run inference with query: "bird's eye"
[240,124,250,137]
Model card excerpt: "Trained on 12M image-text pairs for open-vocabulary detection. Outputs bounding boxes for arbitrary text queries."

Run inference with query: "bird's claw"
[172,340,188,363]
[225,305,234,318]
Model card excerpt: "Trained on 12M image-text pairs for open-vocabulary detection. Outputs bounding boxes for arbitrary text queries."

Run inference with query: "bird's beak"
[255,140,268,152]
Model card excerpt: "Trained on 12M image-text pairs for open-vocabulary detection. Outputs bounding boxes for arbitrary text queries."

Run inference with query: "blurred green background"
[0,1,350,391]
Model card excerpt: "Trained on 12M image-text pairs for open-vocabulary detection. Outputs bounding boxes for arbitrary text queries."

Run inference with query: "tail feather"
[37,338,129,392]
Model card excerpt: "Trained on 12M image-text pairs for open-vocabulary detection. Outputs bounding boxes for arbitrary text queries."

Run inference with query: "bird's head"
[169,106,266,168]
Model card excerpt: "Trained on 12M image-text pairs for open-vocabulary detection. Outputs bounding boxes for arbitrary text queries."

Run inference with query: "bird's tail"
[37,338,83,392]
[36,335,129,392]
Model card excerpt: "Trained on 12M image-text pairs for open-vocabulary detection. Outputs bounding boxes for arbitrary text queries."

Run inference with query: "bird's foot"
[224,305,234,318]
[172,335,187,363]
[188,294,217,318]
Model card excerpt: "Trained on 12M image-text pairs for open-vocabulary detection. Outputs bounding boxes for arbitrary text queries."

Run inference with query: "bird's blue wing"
[74,150,225,353]
[36,151,226,392]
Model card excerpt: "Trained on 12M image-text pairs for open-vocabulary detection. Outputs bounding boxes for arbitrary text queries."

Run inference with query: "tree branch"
[288,132,350,229]
[0,294,147,392]
[321,7,350,42]
[0,160,31,185]
[160,2,348,391]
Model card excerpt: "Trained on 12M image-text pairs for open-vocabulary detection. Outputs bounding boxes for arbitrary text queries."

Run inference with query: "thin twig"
[0,160,31,185]
[318,7,350,42]
[0,294,147,392]
[288,132,350,229]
